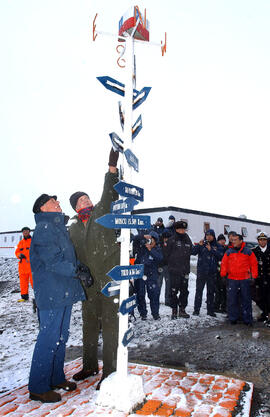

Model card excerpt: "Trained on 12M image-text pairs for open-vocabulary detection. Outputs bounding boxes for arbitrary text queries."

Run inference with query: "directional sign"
[124,149,139,172]
[101,281,120,297]
[111,197,139,214]
[107,264,144,281]
[114,181,144,202]
[97,76,151,110]
[109,132,124,153]
[122,327,135,347]
[118,101,124,130]
[97,76,125,96]
[119,295,137,315]
[133,87,151,110]
[132,115,142,140]
[95,214,151,229]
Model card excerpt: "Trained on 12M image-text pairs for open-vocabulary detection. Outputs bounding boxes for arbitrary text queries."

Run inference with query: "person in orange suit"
[15,227,33,301]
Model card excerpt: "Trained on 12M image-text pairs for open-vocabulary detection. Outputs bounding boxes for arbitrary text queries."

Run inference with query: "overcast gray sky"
[1,0,270,231]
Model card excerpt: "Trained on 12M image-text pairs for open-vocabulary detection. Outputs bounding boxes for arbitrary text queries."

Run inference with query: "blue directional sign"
[101,281,120,298]
[95,214,151,229]
[97,76,125,96]
[122,327,135,347]
[107,264,144,281]
[97,76,151,110]
[133,87,151,110]
[119,295,137,315]
[111,197,139,214]
[109,132,124,153]
[114,181,144,202]
[132,115,142,140]
[118,101,124,130]
[124,149,139,172]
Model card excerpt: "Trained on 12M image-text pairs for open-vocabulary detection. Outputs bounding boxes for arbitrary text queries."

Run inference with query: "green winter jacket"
[69,170,120,292]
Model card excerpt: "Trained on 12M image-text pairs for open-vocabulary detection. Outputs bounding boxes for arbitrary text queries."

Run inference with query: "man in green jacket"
[69,148,120,389]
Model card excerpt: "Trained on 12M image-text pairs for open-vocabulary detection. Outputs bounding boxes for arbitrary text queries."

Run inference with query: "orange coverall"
[15,237,33,296]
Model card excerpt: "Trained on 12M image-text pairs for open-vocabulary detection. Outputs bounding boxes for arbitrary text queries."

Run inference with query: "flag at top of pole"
[118,6,150,41]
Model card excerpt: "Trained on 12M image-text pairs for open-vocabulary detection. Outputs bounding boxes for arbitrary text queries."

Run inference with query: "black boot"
[171,308,177,320]
[179,308,190,318]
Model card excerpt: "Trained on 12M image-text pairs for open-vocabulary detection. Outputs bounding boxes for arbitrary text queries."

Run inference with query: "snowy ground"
[0,257,269,416]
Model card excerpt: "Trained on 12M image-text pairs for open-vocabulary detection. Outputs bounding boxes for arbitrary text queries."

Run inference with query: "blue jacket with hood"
[30,212,86,310]
[192,229,224,276]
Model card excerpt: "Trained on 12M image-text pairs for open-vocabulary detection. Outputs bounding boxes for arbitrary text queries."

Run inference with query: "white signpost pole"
[116,35,134,378]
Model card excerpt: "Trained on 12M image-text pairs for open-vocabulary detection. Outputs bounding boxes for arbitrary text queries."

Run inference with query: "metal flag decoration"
[111,197,139,214]
[107,264,144,281]
[95,213,150,229]
[97,76,151,110]
[101,281,120,297]
[132,115,142,140]
[122,326,135,347]
[113,181,144,201]
[109,132,124,153]
[124,148,139,172]
[119,295,137,315]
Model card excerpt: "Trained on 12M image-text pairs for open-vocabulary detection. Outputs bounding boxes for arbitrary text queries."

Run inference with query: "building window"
[224,225,230,235]
[11,236,14,242]
[256,229,261,234]
[241,227,248,237]
[204,222,210,233]
[20,235,23,240]
[4,237,7,243]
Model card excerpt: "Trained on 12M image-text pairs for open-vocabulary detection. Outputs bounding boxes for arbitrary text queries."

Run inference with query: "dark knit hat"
[21,227,30,232]
[217,233,226,241]
[70,191,89,211]
[33,194,57,214]
[157,217,163,222]
[169,215,175,221]
[149,231,159,242]
[174,220,188,230]
[205,229,216,238]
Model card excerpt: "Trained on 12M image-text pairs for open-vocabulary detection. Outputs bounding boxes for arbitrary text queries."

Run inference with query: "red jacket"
[221,242,258,280]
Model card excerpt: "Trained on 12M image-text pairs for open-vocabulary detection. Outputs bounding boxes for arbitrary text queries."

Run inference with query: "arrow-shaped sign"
[101,281,120,297]
[118,101,124,131]
[95,214,151,229]
[111,197,139,214]
[114,181,144,202]
[132,87,151,110]
[124,149,139,172]
[122,326,135,347]
[132,115,142,140]
[107,264,144,281]
[97,76,151,110]
[109,132,124,153]
[119,295,137,315]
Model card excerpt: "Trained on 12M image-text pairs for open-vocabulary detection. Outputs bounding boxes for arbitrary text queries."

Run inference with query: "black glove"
[19,254,26,262]
[108,147,119,167]
[75,264,94,288]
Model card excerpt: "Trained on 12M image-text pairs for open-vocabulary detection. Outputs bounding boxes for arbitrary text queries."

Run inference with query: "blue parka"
[30,212,86,310]
[192,229,224,276]
[133,233,163,279]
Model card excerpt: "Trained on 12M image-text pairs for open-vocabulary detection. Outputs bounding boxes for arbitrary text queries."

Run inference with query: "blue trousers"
[134,275,160,318]
[28,306,72,393]
[194,273,216,314]
[227,279,252,324]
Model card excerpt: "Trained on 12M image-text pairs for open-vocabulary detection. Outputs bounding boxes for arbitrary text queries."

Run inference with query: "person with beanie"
[192,229,224,317]
[15,227,33,302]
[28,194,86,403]
[213,234,227,313]
[68,147,120,390]
[163,221,193,319]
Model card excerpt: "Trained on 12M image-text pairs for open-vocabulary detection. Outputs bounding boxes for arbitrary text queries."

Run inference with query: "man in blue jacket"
[28,194,87,403]
[133,231,163,320]
[192,229,224,317]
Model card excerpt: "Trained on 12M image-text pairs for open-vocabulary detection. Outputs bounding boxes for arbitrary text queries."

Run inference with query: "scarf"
[78,206,94,223]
